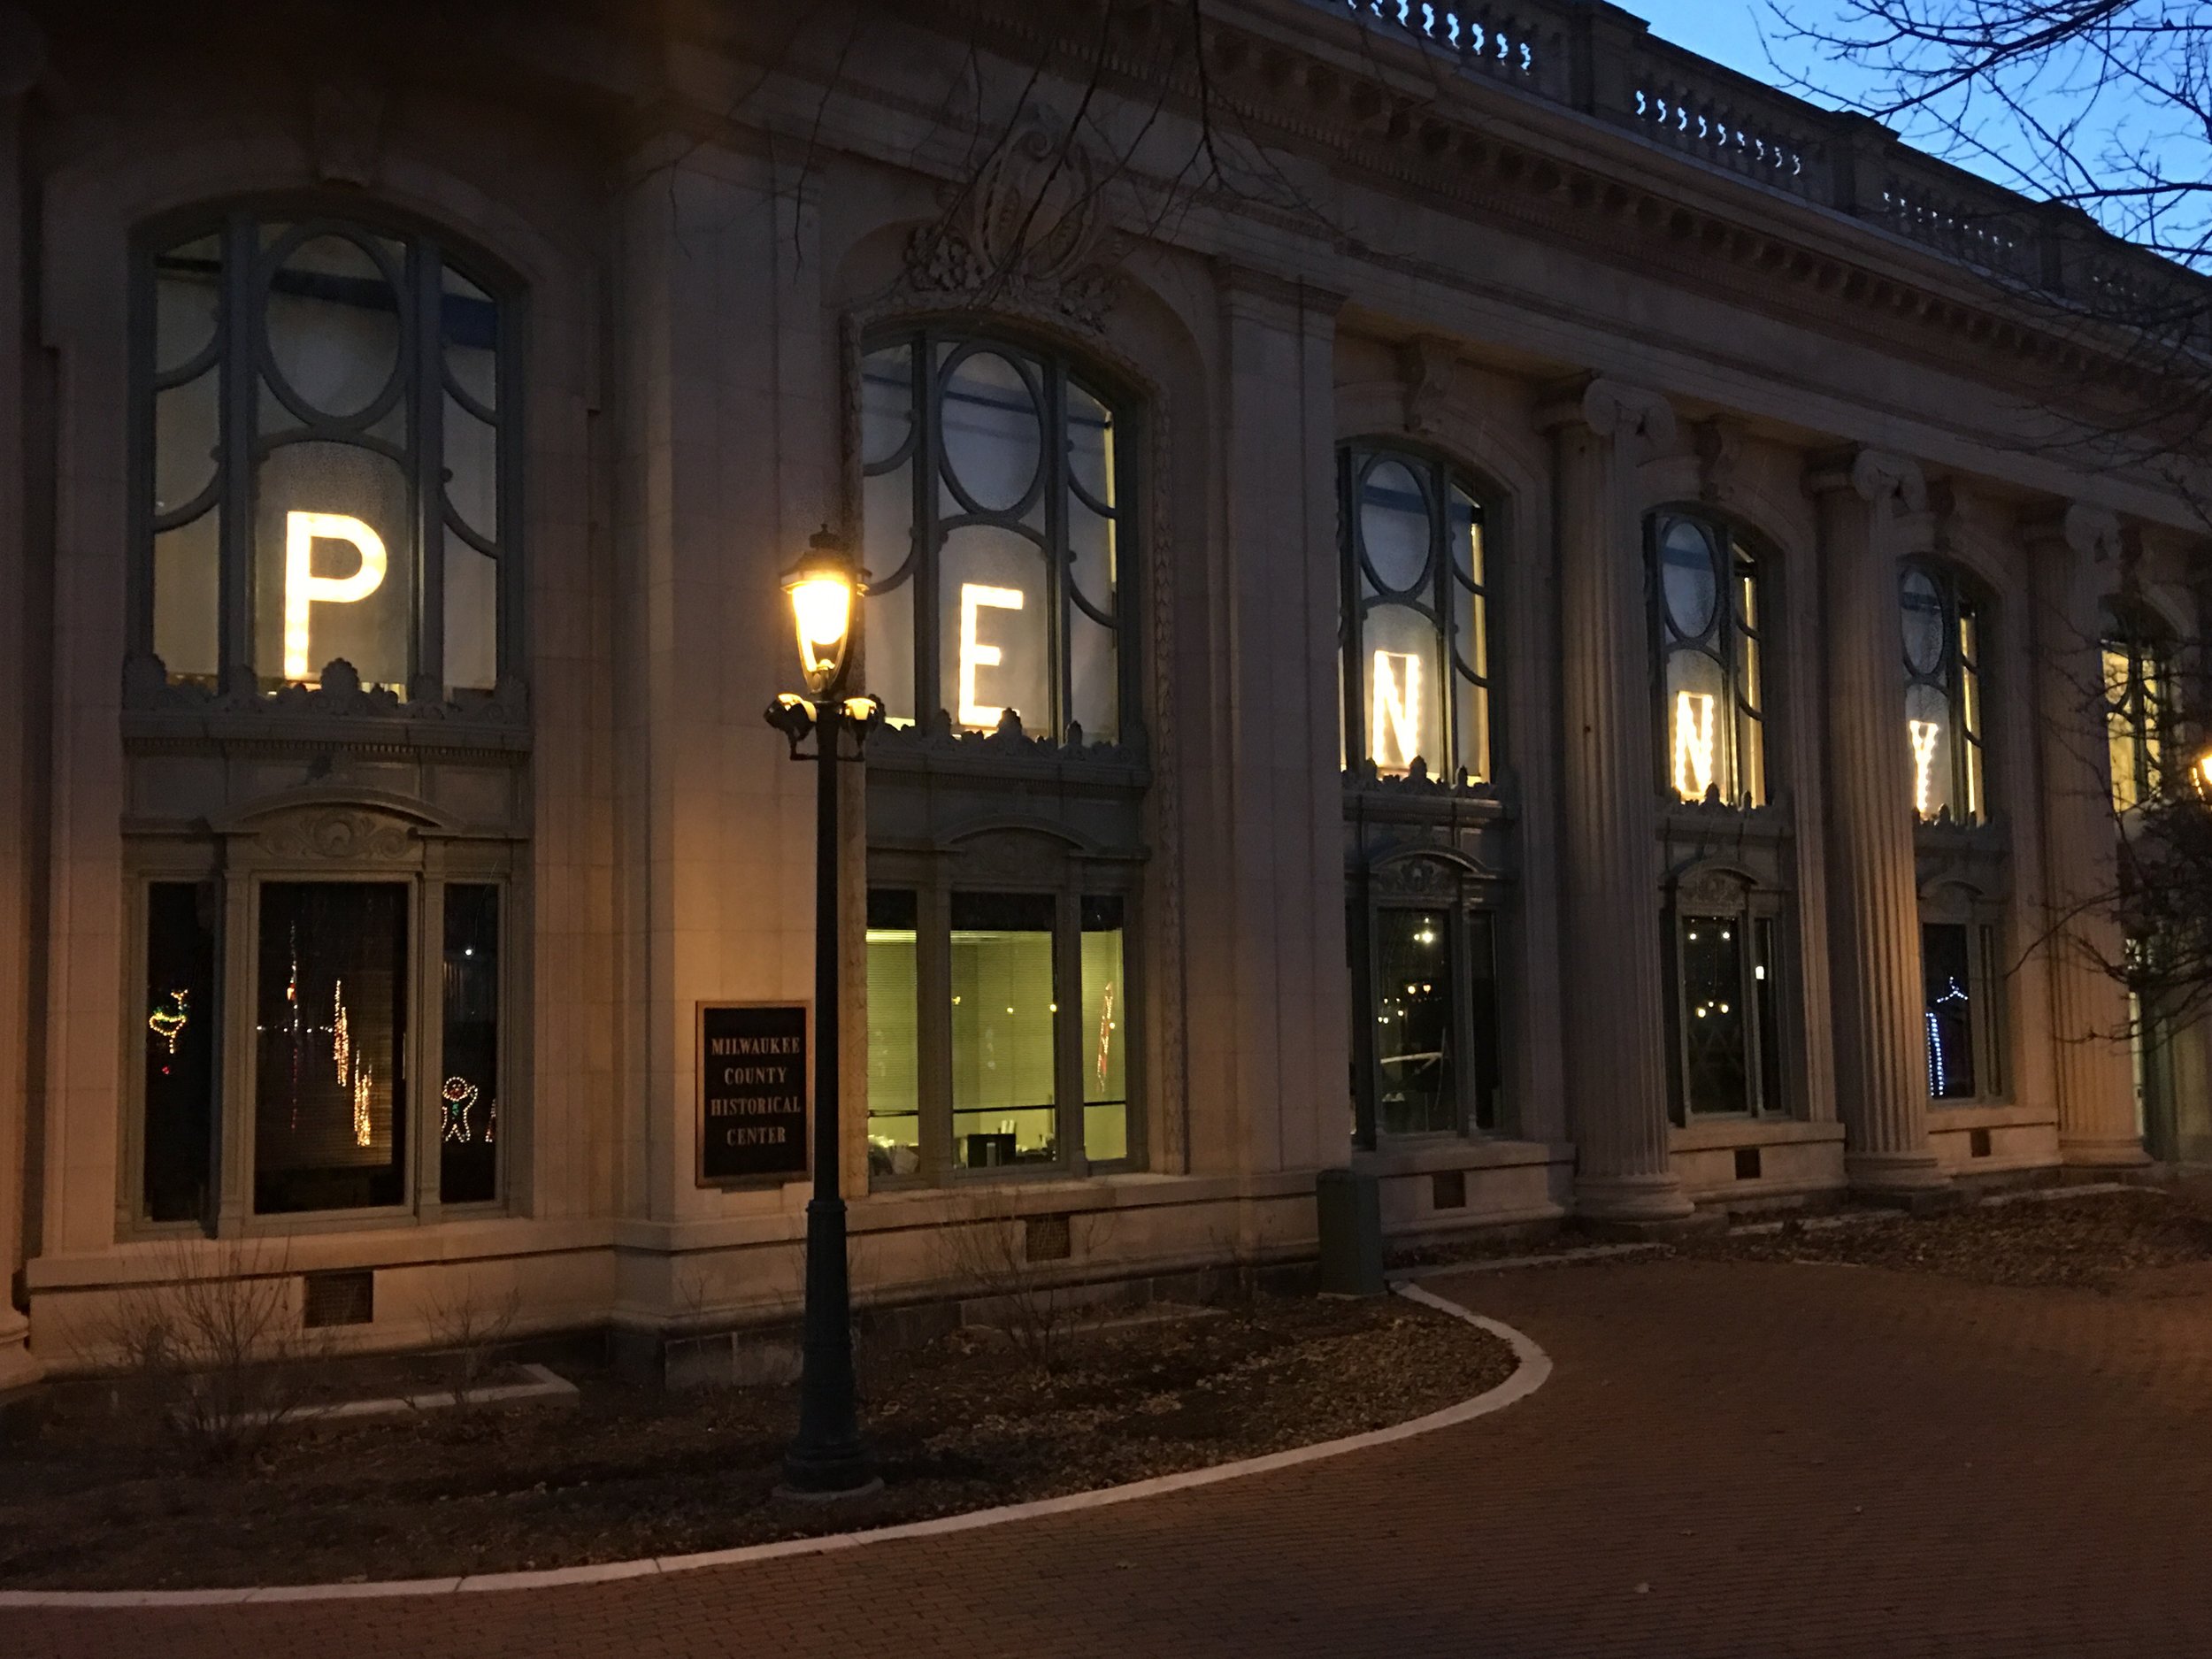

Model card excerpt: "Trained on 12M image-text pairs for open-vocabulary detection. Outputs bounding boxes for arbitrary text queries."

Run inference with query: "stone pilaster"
[2026,504,2149,1169]
[0,7,42,1391]
[1808,449,1949,1196]
[1543,379,1691,1223]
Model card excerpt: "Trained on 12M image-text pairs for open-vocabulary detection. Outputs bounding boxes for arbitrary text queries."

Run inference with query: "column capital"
[1805,446,1927,514]
[1537,375,1677,457]
[2023,500,2123,564]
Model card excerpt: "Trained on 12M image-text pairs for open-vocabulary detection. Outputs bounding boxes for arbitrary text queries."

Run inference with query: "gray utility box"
[1315,1165,1385,1296]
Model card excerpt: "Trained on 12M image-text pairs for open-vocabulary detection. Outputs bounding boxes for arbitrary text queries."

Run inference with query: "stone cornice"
[879,0,2203,419]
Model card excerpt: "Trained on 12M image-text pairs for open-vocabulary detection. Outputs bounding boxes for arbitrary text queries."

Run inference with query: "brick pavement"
[18,1255,2212,1658]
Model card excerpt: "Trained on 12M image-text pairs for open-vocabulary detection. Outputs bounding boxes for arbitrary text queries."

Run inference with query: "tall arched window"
[1900,561,1986,823]
[859,327,1129,741]
[1648,510,1766,807]
[137,211,514,700]
[1337,444,1492,781]
[2101,599,2176,813]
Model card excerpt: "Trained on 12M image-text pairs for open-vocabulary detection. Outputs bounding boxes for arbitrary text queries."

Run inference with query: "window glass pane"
[441,265,498,412]
[440,884,499,1205]
[2142,650,2167,795]
[1679,914,1749,1115]
[863,463,917,724]
[262,233,402,423]
[866,888,921,1179]
[1906,681,1954,821]
[444,530,499,695]
[1978,924,2005,1097]
[1467,910,1502,1133]
[154,236,222,375]
[1362,604,1444,775]
[443,394,499,541]
[254,443,412,692]
[1357,458,1431,594]
[1069,607,1118,744]
[1374,910,1455,1135]
[1067,381,1116,507]
[154,373,219,522]
[950,893,1057,1168]
[861,344,913,470]
[143,882,218,1224]
[1082,896,1127,1162]
[152,514,220,685]
[1922,922,1978,1100]
[255,882,409,1213]
[1667,649,1730,803]
[1659,517,1718,639]
[1901,568,1946,677]
[941,526,1049,731]
[1754,918,1785,1115]
[937,349,1041,517]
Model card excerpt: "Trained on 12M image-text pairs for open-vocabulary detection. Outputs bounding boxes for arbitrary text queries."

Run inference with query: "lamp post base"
[772,1471,885,1505]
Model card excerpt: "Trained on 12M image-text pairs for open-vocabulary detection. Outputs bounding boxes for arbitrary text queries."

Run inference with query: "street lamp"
[767,526,883,1498]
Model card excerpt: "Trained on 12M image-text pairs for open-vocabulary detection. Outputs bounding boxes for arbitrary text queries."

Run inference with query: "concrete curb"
[0,1282,1550,1610]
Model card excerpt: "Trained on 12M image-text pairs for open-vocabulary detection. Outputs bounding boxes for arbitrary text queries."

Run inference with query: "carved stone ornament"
[903,107,1122,331]
[257,809,414,863]
[1672,864,1752,911]
[1538,376,1677,460]
[2061,501,2124,565]
[1807,446,1927,515]
[124,653,529,728]
[1694,418,1744,506]
[1396,336,1457,438]
[870,706,1143,769]
[1345,757,1498,799]
[311,81,388,187]
[1375,852,1463,899]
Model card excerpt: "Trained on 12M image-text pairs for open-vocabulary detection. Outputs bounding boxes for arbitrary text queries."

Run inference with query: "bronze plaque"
[696,1002,810,1186]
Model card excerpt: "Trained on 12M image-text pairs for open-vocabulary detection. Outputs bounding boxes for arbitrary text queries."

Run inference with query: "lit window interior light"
[282,511,388,682]
[1370,649,1423,772]
[1672,690,1718,800]
[957,583,1025,727]
[1096,981,1116,1091]
[1909,718,1943,818]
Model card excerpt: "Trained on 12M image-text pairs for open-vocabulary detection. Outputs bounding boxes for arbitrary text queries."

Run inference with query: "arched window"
[1900,561,1986,824]
[859,327,1129,741]
[137,211,514,700]
[1337,444,1492,781]
[1648,510,1766,807]
[2101,599,2176,812]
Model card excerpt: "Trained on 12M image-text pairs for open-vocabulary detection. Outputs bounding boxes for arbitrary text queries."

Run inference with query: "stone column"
[1807,450,1948,1197]
[2026,504,2148,1169]
[0,7,42,1392]
[1542,379,1691,1225]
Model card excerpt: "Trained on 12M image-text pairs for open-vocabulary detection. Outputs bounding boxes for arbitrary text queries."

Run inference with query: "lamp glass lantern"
[783,530,866,698]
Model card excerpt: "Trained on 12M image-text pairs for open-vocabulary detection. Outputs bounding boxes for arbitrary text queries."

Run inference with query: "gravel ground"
[0,1291,1514,1592]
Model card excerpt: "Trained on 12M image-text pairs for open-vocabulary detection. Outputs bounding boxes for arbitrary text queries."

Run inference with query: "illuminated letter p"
[283,511,388,682]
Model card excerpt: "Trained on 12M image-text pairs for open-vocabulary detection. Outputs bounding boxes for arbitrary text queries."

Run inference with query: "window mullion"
[413,245,445,701]
[1056,888,1084,1174]
[218,213,257,694]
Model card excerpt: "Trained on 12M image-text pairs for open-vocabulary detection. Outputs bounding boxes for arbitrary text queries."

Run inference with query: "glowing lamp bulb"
[780,528,866,696]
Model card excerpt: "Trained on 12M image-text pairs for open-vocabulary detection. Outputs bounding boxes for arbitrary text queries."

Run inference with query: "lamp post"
[766,526,882,1497]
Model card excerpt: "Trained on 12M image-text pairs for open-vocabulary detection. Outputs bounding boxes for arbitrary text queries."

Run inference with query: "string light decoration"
[352,1060,373,1148]
[147,989,190,1055]
[331,978,352,1086]
[442,1076,480,1143]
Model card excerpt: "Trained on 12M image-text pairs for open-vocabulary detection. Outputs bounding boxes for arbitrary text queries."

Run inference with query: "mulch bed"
[0,1292,1513,1592]
[1677,1187,2212,1290]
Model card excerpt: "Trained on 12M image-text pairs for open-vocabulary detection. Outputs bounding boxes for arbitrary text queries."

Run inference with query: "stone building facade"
[2,0,2205,1386]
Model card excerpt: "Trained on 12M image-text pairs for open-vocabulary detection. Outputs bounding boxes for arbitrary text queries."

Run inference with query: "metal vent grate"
[302,1269,375,1328]
[1024,1214,1072,1263]
[1970,1128,1993,1158]
[1431,1170,1467,1210]
[1733,1147,1763,1181]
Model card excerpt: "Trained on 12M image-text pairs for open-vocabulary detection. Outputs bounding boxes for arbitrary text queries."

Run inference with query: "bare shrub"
[105,1240,326,1463]
[421,1279,522,1409]
[935,1192,1108,1373]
